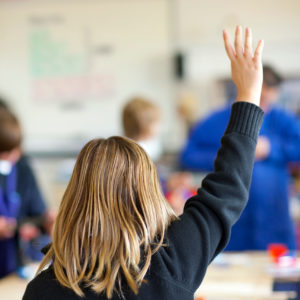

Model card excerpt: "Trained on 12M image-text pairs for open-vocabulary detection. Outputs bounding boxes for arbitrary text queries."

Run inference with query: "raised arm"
[154,26,264,292]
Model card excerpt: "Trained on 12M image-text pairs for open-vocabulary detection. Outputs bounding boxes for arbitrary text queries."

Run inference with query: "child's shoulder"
[16,155,35,178]
[31,266,56,285]
[23,267,57,299]
[17,155,31,168]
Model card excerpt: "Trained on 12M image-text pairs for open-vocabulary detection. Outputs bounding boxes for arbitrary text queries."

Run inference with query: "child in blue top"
[0,106,50,278]
[180,66,300,250]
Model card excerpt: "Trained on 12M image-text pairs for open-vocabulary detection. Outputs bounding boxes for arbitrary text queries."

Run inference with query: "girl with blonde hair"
[23,26,264,300]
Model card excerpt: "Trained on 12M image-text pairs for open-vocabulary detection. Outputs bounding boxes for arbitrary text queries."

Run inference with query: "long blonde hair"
[37,137,177,298]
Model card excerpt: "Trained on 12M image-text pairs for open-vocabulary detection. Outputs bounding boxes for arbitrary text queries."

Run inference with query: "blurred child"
[0,107,53,278]
[122,97,162,161]
[180,65,300,251]
[122,97,195,214]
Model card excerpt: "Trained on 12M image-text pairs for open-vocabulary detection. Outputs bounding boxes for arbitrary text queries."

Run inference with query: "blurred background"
[0,0,300,299]
[0,0,299,208]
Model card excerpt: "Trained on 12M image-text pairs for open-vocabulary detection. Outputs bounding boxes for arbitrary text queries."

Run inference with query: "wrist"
[236,92,260,105]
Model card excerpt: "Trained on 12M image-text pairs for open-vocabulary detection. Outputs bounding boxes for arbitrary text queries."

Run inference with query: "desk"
[195,252,293,300]
[0,253,294,300]
[0,273,29,300]
[0,264,39,300]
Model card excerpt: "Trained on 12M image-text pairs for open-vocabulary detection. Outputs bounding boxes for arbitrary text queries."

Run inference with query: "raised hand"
[223,26,264,106]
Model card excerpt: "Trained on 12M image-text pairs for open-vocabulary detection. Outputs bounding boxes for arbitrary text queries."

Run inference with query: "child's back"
[23,26,265,299]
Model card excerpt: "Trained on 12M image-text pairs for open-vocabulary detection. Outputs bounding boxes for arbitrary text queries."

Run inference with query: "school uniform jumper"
[23,102,263,300]
[0,156,46,278]
[181,104,300,250]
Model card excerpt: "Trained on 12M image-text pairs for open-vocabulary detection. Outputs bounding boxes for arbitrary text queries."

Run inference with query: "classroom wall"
[174,0,300,118]
[0,0,299,154]
[0,0,175,152]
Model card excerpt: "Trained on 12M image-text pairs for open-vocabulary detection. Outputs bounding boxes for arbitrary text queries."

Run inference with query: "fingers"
[244,27,252,57]
[223,29,236,60]
[254,39,264,63]
[224,26,263,60]
[234,26,243,57]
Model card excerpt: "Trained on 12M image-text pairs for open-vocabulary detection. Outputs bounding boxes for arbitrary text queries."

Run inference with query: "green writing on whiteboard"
[29,28,85,77]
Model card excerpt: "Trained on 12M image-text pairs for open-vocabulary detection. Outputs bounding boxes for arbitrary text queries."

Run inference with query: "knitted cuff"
[225,101,264,141]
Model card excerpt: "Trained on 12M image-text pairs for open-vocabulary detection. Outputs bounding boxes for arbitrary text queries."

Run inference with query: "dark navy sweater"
[23,102,263,300]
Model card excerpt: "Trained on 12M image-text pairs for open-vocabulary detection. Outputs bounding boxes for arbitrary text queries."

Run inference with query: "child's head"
[261,65,283,110]
[122,97,161,141]
[0,108,22,168]
[39,136,176,298]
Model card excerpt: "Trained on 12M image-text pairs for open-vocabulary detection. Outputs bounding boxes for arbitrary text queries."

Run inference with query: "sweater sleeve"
[152,102,264,292]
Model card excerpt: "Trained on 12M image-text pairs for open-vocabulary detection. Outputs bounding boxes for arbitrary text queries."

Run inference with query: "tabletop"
[0,252,294,300]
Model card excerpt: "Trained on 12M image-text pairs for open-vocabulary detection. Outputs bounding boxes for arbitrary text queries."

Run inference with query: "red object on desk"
[268,243,288,263]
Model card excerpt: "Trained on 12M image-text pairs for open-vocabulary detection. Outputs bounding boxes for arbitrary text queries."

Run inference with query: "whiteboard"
[0,0,173,152]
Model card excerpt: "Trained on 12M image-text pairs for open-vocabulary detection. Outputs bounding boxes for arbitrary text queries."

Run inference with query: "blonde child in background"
[122,97,195,214]
[122,97,162,162]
